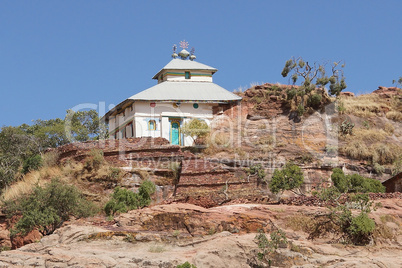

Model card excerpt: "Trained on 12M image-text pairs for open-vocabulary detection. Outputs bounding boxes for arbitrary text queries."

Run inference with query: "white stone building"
[103,43,241,146]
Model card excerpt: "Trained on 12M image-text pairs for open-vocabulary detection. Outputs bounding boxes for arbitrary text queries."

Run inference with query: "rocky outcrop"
[0,202,400,267]
[373,86,401,98]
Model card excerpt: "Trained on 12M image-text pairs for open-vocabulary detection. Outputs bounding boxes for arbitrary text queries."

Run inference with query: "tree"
[181,118,210,144]
[0,109,106,191]
[392,77,402,88]
[281,57,347,99]
[269,162,304,196]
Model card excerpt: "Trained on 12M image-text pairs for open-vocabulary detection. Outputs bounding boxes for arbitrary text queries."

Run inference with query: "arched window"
[148,120,156,130]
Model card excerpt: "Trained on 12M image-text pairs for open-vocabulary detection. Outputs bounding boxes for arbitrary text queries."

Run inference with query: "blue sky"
[1,1,401,126]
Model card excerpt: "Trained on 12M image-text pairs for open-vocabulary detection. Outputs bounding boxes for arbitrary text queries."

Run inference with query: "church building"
[103,41,241,146]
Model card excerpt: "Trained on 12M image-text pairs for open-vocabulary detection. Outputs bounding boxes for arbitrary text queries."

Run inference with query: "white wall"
[110,101,214,145]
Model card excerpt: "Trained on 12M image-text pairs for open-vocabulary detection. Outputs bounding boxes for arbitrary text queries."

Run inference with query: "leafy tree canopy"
[181,118,210,141]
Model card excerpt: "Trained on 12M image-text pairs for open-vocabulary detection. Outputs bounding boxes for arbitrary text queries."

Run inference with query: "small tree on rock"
[181,118,210,145]
[269,162,304,196]
[281,57,346,107]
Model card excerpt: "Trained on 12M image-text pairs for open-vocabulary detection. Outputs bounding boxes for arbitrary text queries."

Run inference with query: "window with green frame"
[185,71,191,79]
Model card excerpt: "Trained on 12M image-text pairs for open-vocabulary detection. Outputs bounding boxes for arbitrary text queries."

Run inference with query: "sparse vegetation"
[177,262,197,268]
[254,228,288,267]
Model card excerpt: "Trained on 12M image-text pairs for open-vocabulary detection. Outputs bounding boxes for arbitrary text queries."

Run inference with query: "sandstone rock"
[11,229,42,249]
[340,91,355,97]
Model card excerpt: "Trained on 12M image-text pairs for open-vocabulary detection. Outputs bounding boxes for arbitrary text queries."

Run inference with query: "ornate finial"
[179,40,189,49]
[172,44,178,58]
[190,47,196,61]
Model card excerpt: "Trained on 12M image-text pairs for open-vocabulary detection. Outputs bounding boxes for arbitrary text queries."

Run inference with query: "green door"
[171,122,180,145]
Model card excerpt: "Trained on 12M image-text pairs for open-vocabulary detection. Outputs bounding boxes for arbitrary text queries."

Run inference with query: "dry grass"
[372,143,400,165]
[1,166,62,202]
[384,122,395,134]
[341,140,371,161]
[386,111,402,122]
[340,94,390,117]
[351,128,387,143]
[42,151,60,167]
[285,215,315,232]
[341,140,400,164]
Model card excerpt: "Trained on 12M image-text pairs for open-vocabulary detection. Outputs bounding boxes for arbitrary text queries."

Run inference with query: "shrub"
[296,104,305,116]
[307,94,322,109]
[269,162,304,195]
[85,149,104,171]
[331,168,350,193]
[5,178,97,237]
[181,119,210,143]
[286,88,297,100]
[348,212,375,245]
[246,164,266,181]
[104,180,156,216]
[22,154,42,174]
[315,189,376,245]
[340,120,354,136]
[177,262,197,268]
[330,168,385,193]
[255,229,287,266]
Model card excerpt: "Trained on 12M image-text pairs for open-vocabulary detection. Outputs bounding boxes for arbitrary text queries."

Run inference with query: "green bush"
[348,212,375,245]
[307,94,322,109]
[330,169,385,193]
[296,104,305,116]
[255,229,287,266]
[22,154,43,174]
[5,179,97,237]
[331,168,350,193]
[104,180,156,216]
[176,262,197,268]
[286,88,297,100]
[269,162,304,195]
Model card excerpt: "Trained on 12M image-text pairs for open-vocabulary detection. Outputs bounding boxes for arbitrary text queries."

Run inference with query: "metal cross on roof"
[179,40,189,49]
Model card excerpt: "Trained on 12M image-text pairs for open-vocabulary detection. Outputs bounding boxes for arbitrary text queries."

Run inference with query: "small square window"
[185,71,191,79]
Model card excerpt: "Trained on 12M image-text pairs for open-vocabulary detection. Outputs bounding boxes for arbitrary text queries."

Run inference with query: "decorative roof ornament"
[172,44,178,58]
[190,47,196,61]
[173,40,195,60]
[179,40,189,49]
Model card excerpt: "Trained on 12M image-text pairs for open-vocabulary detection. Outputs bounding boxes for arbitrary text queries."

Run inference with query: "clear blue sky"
[1,1,401,127]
